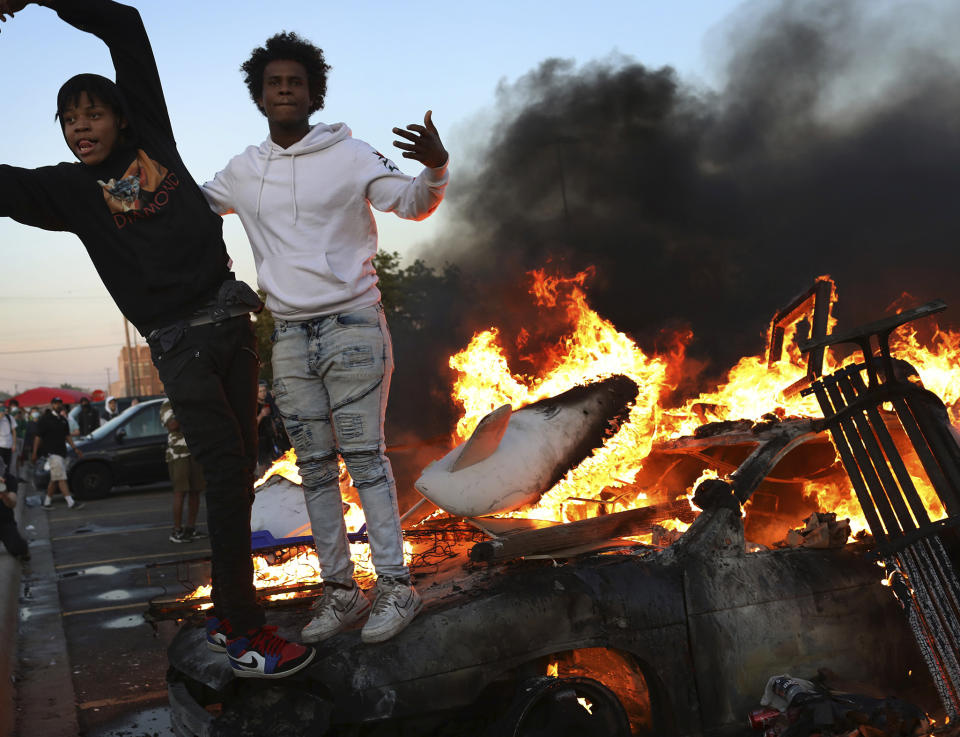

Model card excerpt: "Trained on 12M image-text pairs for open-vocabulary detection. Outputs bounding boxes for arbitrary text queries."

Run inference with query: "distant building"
[109,345,163,398]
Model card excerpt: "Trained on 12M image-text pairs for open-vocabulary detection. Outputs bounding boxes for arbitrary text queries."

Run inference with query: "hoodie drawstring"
[291,155,298,224]
[255,148,274,220]
[257,149,299,224]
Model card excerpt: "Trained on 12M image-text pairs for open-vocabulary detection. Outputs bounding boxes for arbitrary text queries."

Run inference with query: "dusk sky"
[0,0,749,395]
[1,0,946,396]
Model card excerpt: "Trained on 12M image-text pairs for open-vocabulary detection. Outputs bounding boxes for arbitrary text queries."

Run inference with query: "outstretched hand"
[392,110,448,169]
[0,0,31,30]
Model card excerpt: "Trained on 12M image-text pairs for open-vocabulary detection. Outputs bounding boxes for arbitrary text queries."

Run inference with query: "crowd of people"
[0,395,138,480]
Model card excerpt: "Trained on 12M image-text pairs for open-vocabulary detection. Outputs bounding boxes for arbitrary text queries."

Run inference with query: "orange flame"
[450,270,672,521]
[447,269,958,535]
[188,272,960,600]
[254,448,301,488]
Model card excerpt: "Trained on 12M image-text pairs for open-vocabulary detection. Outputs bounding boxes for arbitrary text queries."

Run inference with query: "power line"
[0,343,119,356]
[0,369,110,381]
[0,296,111,301]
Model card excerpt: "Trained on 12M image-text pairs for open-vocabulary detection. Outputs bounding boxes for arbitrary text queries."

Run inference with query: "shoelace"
[312,590,339,614]
[247,625,286,657]
[371,585,406,616]
[312,586,354,614]
[207,617,231,637]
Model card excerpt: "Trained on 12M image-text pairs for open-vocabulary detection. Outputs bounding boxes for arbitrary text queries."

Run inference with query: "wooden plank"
[469,499,696,562]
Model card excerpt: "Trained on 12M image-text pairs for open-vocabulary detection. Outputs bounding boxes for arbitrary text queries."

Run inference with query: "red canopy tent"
[4,386,92,407]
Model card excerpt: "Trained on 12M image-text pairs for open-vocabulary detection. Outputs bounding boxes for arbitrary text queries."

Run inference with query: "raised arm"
[391,110,448,170]
[366,111,450,221]
[1,0,174,140]
[0,164,69,230]
[0,0,34,28]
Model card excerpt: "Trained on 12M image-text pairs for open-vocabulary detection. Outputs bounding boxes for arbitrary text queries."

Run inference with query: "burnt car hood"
[167,506,925,736]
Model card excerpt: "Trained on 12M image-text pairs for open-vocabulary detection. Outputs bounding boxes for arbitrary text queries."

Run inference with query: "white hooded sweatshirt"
[202,122,449,321]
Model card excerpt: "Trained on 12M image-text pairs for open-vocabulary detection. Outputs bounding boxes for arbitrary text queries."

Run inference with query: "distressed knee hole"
[299,457,340,489]
[342,450,388,490]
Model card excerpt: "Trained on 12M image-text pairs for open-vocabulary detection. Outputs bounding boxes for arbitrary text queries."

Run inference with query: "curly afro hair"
[241,32,331,116]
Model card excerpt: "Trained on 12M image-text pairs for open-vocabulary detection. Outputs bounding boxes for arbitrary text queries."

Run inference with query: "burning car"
[162,434,927,736]
[157,277,957,735]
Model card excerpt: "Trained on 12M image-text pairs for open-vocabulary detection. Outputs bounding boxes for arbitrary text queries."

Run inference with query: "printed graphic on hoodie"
[97,149,181,228]
[372,151,399,173]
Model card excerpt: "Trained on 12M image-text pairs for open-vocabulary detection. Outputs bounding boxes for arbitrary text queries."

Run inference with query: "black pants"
[150,316,264,632]
[0,472,27,559]
[0,517,27,559]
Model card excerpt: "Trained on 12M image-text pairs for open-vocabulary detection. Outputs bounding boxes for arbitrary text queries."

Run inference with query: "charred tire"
[491,675,631,737]
[70,463,113,500]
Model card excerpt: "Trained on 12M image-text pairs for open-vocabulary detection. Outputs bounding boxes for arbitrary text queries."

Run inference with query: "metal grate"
[800,300,960,719]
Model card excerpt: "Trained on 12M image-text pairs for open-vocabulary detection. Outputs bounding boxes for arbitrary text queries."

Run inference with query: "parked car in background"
[48,398,169,499]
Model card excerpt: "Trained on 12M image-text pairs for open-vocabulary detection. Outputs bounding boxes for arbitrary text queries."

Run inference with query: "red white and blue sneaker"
[226,625,315,679]
[205,616,232,653]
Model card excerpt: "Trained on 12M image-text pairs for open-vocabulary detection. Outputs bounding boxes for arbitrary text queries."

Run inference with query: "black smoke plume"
[386,0,960,496]
[416,0,960,375]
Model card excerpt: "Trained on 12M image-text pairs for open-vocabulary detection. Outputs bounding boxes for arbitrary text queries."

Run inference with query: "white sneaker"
[301,583,370,643]
[361,578,422,644]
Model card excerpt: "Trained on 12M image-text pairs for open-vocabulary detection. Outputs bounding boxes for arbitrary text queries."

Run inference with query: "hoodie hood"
[255,123,352,221]
[261,122,351,157]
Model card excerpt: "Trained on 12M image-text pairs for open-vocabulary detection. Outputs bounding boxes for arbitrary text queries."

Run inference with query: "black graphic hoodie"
[0,0,230,335]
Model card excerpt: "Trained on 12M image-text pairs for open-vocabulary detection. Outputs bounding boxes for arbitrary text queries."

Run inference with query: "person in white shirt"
[0,405,16,472]
[203,31,448,645]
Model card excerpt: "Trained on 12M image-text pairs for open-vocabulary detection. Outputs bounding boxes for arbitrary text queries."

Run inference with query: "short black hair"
[55,74,132,131]
[241,32,331,117]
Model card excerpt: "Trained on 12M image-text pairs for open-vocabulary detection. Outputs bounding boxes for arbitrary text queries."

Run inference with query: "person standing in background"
[255,381,277,477]
[101,396,120,424]
[21,407,40,480]
[77,397,100,436]
[160,399,207,543]
[33,397,83,510]
[10,404,25,479]
[0,404,16,473]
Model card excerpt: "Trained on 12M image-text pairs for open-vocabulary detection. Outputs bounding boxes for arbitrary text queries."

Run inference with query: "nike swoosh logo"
[234,655,259,668]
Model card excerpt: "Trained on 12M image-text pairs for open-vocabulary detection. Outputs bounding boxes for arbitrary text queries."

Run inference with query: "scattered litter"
[750,672,928,736]
[780,512,851,549]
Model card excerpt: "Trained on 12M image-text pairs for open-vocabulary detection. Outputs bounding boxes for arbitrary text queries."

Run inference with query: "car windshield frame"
[82,401,163,441]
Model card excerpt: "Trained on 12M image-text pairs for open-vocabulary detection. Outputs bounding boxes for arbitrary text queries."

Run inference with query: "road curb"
[0,479,25,737]
[13,495,81,737]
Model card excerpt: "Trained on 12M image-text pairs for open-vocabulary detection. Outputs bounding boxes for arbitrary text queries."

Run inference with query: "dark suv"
[65,398,168,499]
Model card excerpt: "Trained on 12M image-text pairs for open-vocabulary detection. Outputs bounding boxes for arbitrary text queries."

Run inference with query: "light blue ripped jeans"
[270,303,407,584]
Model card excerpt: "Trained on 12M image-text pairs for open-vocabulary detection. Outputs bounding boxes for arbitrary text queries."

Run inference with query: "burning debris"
[415,374,638,517]
[781,512,852,550]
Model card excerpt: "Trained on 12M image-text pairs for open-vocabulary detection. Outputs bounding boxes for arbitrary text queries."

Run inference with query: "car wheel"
[71,463,113,500]
[494,675,631,737]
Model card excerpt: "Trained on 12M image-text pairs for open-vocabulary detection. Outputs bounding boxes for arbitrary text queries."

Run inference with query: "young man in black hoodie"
[0,0,313,678]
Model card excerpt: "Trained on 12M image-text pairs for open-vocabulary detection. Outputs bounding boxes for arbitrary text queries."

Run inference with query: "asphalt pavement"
[2,478,210,737]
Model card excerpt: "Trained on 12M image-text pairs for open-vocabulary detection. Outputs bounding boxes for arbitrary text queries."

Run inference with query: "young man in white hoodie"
[203,32,449,645]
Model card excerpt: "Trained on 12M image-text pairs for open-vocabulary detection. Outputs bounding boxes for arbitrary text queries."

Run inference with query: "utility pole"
[123,318,135,397]
[132,332,141,397]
